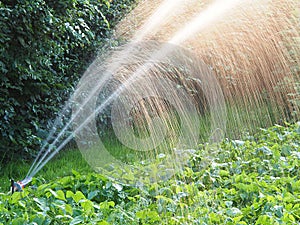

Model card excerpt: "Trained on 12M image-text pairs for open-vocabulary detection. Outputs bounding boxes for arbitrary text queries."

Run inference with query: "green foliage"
[0,122,300,224]
[0,148,92,191]
[0,0,137,162]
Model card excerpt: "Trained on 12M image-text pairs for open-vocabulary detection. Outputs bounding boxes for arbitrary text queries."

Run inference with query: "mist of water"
[25,0,200,179]
[25,0,300,183]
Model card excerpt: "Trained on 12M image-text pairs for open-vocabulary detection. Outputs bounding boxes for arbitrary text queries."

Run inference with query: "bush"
[0,0,137,162]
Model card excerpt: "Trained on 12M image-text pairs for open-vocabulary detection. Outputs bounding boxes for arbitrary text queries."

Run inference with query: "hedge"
[0,0,137,162]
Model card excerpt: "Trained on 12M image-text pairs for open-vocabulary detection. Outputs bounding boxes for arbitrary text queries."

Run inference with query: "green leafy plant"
[0,122,300,224]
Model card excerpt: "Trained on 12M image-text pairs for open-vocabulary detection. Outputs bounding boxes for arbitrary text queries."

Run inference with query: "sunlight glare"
[169,0,242,45]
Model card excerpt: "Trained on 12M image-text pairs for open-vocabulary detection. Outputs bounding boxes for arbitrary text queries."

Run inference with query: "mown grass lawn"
[0,149,92,193]
[0,122,300,224]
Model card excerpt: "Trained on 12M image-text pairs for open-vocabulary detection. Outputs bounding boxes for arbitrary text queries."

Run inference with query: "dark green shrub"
[0,0,137,162]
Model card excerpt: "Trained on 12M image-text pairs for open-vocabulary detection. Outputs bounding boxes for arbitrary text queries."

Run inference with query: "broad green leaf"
[73,191,86,203]
[66,190,74,198]
[56,190,66,201]
[81,199,94,215]
[100,201,115,210]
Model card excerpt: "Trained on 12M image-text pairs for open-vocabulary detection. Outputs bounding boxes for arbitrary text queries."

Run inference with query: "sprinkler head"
[10,179,23,194]
[10,177,32,194]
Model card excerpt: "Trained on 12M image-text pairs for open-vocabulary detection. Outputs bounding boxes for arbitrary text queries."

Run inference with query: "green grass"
[0,149,92,192]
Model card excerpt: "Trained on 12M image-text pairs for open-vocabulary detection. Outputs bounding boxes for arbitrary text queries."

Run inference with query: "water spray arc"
[70,0,246,183]
[23,0,190,181]
[25,0,243,184]
[18,0,300,189]
[169,0,242,45]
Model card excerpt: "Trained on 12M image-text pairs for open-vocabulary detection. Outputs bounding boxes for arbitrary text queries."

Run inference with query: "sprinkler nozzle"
[11,179,23,193]
[10,177,32,194]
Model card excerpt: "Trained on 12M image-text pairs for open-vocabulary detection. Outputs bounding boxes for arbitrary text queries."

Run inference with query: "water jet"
[23,0,300,187]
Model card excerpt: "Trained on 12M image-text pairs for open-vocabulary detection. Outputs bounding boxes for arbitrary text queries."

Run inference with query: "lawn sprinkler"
[10,177,32,194]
